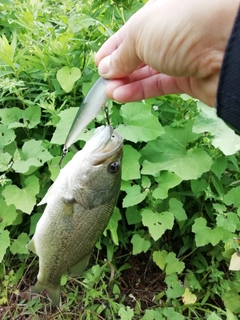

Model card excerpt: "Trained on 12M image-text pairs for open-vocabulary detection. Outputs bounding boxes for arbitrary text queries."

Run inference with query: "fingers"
[106,74,184,102]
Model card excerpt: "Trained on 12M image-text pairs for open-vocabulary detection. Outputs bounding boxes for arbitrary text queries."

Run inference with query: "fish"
[63,77,110,152]
[27,125,123,305]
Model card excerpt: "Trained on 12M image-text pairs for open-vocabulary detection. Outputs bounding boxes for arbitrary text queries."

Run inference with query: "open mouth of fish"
[84,125,123,165]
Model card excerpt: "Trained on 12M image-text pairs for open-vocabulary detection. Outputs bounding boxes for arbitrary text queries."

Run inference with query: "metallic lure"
[63,77,110,152]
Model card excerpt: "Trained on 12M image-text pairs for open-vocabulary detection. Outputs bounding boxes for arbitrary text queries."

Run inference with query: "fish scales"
[27,125,123,305]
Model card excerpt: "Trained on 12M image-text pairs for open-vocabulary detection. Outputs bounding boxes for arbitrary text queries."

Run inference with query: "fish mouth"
[84,125,123,165]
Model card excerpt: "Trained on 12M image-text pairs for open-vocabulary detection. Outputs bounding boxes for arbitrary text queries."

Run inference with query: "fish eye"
[108,161,120,173]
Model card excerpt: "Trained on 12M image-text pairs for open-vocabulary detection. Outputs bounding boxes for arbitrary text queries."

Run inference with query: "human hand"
[95,0,240,106]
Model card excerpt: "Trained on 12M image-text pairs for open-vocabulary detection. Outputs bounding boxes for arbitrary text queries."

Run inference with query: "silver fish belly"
[27,125,123,305]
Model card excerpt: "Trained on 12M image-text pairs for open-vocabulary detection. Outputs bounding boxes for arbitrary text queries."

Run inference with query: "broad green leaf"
[12,139,52,174]
[211,156,227,178]
[0,106,41,129]
[122,145,141,181]
[68,14,95,32]
[118,306,134,320]
[207,313,224,320]
[0,230,10,262]
[165,252,185,275]
[141,209,174,241]
[216,212,239,232]
[0,199,18,230]
[131,234,151,255]
[193,101,240,155]
[153,250,168,270]
[116,102,164,142]
[191,178,208,197]
[2,176,39,214]
[153,171,182,200]
[224,186,240,207]
[192,217,228,246]
[165,274,185,299]
[125,206,142,225]
[122,185,147,208]
[141,309,164,320]
[104,208,121,245]
[141,127,212,180]
[163,308,185,320]
[0,152,11,172]
[222,291,240,313]
[10,233,30,255]
[142,148,212,180]
[57,66,81,93]
[0,107,22,126]
[169,198,187,221]
[0,124,15,150]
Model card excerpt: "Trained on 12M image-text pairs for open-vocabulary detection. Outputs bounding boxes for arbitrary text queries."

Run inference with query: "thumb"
[98,42,142,79]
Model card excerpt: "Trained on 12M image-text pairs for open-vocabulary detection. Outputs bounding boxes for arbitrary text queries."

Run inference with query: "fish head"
[72,125,123,200]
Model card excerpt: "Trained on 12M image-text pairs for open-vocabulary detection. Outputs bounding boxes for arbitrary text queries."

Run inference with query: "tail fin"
[31,281,61,306]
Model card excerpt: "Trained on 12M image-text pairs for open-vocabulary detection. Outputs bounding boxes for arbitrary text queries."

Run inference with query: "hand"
[95,0,240,106]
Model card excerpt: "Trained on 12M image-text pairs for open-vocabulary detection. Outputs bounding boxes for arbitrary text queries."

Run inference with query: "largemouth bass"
[27,125,123,305]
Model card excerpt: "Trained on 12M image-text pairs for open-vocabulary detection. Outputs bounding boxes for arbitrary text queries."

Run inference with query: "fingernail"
[98,56,110,75]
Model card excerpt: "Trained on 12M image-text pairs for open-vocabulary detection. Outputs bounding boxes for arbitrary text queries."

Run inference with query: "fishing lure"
[63,77,110,153]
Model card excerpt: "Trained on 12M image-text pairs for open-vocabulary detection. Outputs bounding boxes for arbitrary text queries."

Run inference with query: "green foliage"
[1,0,240,319]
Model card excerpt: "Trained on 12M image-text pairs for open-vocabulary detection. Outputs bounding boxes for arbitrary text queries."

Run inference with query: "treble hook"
[103,103,110,126]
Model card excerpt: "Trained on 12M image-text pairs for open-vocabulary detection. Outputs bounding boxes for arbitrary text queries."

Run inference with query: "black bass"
[27,125,123,305]
[64,77,110,151]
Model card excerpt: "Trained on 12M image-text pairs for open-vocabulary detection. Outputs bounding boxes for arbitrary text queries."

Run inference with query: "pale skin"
[95,0,240,107]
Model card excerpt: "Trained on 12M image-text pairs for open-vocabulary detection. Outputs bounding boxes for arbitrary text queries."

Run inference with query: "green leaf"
[125,206,142,225]
[57,66,81,93]
[116,102,164,142]
[153,250,168,270]
[163,307,185,320]
[207,313,223,320]
[0,106,41,129]
[122,145,141,181]
[0,198,18,230]
[165,252,185,275]
[0,124,15,150]
[141,309,164,320]
[224,186,240,207]
[122,185,147,208]
[165,274,185,299]
[118,306,134,320]
[2,176,39,214]
[12,139,53,174]
[141,126,212,180]
[0,152,12,172]
[169,198,187,221]
[193,101,240,155]
[192,217,227,246]
[153,171,182,200]
[0,230,10,262]
[10,233,30,255]
[142,148,212,180]
[131,234,151,255]
[141,209,174,241]
[104,208,121,245]
[191,178,208,197]
[216,212,239,232]
[222,291,240,313]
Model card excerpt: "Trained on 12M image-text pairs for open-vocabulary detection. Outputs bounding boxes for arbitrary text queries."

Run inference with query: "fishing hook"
[50,146,68,168]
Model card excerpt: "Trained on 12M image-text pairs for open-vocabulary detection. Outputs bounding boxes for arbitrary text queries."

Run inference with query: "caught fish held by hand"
[27,125,123,305]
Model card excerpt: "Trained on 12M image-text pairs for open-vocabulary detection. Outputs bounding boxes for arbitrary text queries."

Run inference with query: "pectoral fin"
[26,239,36,254]
[68,253,91,277]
